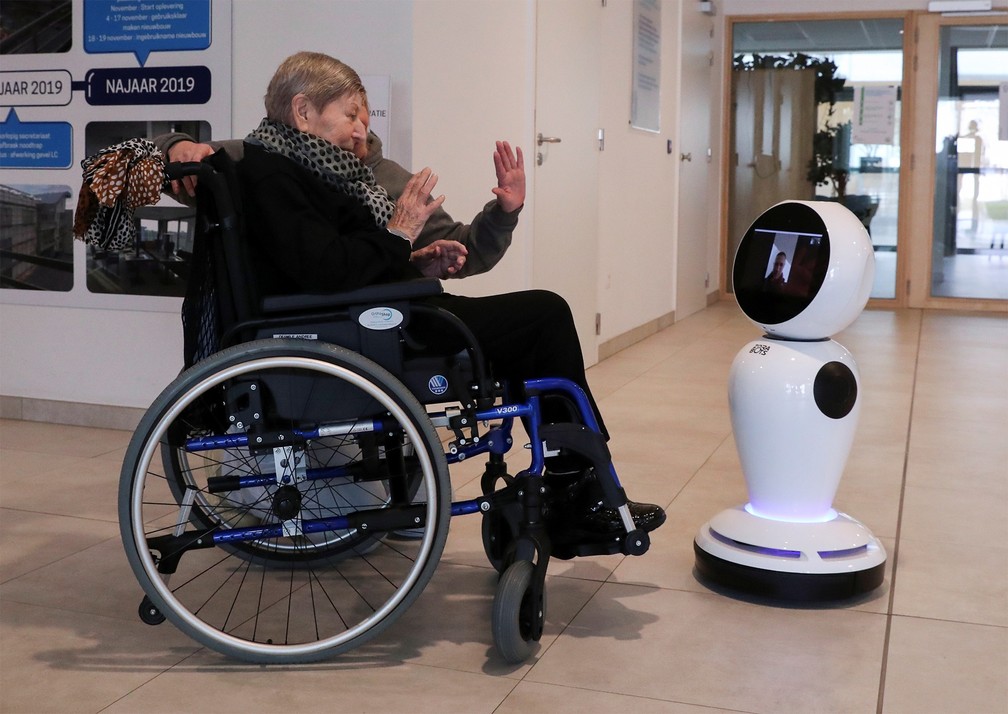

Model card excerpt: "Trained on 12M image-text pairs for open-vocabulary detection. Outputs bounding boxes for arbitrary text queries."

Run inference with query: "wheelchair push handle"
[165,161,214,181]
[165,160,238,227]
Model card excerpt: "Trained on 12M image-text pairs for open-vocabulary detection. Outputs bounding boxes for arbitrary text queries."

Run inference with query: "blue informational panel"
[0,109,73,169]
[83,0,212,65]
[0,0,231,306]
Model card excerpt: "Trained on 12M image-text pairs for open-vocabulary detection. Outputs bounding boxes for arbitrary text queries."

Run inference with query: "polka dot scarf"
[247,118,396,227]
[74,138,166,251]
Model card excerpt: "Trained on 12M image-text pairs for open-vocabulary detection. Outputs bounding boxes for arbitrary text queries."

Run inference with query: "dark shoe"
[547,498,665,560]
[629,500,666,532]
[550,497,666,543]
[544,463,666,532]
[580,499,666,535]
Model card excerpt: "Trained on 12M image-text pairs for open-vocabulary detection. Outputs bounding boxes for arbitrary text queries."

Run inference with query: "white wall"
[413,0,687,342]
[411,0,536,301]
[0,302,183,409]
[230,0,415,166]
[596,1,682,337]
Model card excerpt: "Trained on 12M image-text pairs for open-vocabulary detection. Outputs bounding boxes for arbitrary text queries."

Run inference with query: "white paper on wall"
[630,0,661,133]
[361,75,391,155]
[851,85,898,145]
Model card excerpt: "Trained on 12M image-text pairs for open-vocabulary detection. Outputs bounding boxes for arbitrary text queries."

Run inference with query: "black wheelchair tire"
[491,559,544,664]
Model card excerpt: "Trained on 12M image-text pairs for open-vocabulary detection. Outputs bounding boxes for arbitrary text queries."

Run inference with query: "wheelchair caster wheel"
[622,529,650,556]
[492,560,544,664]
[138,596,165,625]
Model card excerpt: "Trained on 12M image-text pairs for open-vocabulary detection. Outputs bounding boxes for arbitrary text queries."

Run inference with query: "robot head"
[732,201,874,339]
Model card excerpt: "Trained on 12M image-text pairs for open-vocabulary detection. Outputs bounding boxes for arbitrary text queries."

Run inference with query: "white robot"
[694,200,886,599]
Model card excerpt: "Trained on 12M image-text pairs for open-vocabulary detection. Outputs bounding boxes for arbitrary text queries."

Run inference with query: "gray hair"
[264,51,365,125]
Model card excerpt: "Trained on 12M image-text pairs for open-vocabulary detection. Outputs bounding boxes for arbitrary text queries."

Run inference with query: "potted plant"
[808,122,851,199]
[803,57,850,199]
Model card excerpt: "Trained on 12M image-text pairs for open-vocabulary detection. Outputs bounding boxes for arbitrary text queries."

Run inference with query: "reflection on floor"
[1,304,1006,713]
[870,249,1007,302]
[872,250,897,300]
[933,253,1008,300]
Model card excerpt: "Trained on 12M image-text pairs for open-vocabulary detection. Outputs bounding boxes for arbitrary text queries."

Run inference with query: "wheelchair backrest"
[178,150,491,409]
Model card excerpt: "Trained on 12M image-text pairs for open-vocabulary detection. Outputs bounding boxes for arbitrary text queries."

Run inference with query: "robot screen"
[733,203,831,325]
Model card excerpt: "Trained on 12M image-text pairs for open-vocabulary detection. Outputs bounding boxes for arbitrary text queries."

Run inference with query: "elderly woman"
[237,51,664,539]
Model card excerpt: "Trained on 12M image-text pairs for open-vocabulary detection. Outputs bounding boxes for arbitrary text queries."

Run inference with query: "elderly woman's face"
[292,91,366,153]
[352,105,370,160]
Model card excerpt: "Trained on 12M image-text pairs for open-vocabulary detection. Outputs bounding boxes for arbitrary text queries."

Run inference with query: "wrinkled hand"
[387,167,446,243]
[410,239,468,278]
[491,141,525,213]
[167,140,215,197]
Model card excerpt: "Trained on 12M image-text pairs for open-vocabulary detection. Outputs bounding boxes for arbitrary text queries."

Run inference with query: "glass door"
[726,17,906,300]
[908,15,1008,307]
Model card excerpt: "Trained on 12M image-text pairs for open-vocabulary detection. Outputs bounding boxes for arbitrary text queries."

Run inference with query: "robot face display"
[733,201,875,339]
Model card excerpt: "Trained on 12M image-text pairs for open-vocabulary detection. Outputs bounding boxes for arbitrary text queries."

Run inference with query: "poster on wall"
[851,85,898,145]
[361,74,390,156]
[0,0,232,310]
[630,0,661,133]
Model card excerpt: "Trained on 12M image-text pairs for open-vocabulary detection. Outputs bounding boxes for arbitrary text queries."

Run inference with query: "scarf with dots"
[246,118,396,228]
[74,138,166,251]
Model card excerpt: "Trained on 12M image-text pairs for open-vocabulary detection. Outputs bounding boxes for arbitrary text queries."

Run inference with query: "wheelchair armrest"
[260,278,444,315]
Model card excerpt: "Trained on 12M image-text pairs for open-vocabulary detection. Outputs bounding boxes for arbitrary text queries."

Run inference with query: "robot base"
[694,506,885,601]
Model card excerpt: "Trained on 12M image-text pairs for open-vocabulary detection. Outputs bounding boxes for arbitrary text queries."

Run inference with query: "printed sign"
[0,0,231,304]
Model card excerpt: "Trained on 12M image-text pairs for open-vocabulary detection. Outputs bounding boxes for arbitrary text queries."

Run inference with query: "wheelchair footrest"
[551,539,622,560]
[551,528,650,560]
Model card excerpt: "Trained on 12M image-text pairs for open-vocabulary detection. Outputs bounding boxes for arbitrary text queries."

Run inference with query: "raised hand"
[387,167,446,243]
[491,141,525,213]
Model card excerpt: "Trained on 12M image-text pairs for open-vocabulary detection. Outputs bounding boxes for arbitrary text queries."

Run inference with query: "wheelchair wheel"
[491,559,545,664]
[120,339,450,663]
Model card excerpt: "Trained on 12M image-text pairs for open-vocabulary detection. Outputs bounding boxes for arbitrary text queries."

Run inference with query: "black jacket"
[237,142,420,296]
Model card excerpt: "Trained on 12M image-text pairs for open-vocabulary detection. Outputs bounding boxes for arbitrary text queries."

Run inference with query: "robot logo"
[749,343,771,356]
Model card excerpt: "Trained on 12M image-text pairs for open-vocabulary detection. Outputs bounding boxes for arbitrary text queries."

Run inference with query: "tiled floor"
[2,303,1006,713]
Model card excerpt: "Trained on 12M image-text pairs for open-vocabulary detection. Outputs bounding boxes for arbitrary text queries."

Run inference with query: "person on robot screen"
[764,251,788,292]
[229,51,666,541]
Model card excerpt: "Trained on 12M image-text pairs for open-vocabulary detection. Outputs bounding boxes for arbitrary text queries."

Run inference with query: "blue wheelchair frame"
[182,377,636,545]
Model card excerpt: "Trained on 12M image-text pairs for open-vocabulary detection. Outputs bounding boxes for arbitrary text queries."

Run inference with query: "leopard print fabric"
[74,138,166,251]
[247,118,396,227]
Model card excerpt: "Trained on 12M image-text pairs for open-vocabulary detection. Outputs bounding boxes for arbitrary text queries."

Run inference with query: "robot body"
[694,201,886,600]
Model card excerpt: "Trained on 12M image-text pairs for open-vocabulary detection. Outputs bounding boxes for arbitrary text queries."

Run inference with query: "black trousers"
[420,289,607,439]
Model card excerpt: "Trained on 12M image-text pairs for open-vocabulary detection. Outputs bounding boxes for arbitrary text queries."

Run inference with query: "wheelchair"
[119,151,654,665]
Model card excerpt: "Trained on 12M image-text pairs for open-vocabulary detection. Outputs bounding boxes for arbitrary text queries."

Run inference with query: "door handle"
[537,133,562,146]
